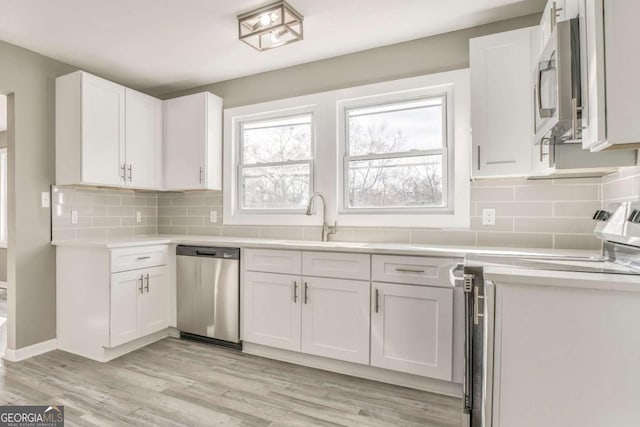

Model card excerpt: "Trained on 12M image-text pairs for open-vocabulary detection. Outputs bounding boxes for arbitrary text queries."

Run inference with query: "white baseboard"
[3,338,57,362]
[243,342,462,397]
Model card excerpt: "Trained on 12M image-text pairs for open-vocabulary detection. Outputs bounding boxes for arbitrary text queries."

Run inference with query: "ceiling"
[0,0,544,96]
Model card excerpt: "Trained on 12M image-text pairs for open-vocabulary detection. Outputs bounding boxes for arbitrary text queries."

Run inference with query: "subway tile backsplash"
[154,178,605,250]
[51,171,640,251]
[52,186,157,241]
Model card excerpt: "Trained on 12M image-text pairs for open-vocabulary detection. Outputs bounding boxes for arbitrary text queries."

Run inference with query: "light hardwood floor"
[0,338,462,426]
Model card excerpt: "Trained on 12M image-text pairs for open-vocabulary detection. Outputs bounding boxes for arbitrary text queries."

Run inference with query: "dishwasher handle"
[196,250,219,257]
[176,245,240,259]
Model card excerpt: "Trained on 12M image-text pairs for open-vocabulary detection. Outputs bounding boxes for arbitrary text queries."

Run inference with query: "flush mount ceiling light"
[238,1,304,51]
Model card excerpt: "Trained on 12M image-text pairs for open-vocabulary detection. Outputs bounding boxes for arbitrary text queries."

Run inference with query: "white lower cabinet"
[242,249,457,383]
[301,277,370,364]
[57,245,170,362]
[110,265,168,348]
[371,282,453,381]
[243,271,302,352]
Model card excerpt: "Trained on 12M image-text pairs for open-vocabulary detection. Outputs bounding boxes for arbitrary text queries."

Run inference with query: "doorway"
[0,94,8,356]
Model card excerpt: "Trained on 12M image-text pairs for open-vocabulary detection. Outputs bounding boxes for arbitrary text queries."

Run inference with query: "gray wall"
[0,41,75,349]
[2,13,541,350]
[162,14,540,107]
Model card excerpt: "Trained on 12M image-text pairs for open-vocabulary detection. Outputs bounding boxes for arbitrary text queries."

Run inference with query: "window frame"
[223,69,470,228]
[236,112,315,214]
[340,91,452,214]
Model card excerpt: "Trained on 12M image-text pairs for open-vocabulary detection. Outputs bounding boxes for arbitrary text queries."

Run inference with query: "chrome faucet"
[305,192,337,242]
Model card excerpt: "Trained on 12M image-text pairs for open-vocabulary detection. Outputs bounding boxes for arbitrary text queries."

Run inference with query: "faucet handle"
[327,221,338,235]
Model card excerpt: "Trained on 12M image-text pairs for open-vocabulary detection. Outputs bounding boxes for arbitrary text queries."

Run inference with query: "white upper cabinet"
[125,89,162,189]
[163,92,222,191]
[581,0,640,151]
[470,27,537,177]
[56,71,163,189]
[57,71,126,187]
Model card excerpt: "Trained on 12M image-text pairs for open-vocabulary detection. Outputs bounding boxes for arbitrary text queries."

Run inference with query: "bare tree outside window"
[345,97,446,209]
[239,114,313,210]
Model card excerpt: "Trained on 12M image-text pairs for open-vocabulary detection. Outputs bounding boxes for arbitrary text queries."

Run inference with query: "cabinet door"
[141,266,169,336]
[110,270,143,347]
[493,281,640,427]
[243,271,301,351]
[371,282,453,380]
[301,277,370,364]
[81,73,126,186]
[125,89,162,189]
[164,93,207,190]
[471,27,535,177]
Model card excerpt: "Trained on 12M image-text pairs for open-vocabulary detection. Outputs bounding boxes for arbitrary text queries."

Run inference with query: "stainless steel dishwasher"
[176,246,241,348]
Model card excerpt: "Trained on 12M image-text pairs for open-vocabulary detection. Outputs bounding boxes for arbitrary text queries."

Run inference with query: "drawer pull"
[395,268,425,273]
[136,256,151,260]
[374,288,379,313]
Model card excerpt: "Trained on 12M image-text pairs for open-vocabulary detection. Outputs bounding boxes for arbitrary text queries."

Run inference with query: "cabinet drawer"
[372,255,458,287]
[302,251,370,281]
[243,249,301,275]
[111,245,169,273]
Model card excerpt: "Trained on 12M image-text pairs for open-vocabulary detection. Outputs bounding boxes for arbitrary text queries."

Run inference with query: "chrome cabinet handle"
[395,268,425,273]
[136,256,151,260]
[550,1,563,30]
[138,275,144,294]
[127,164,132,182]
[473,285,485,325]
[292,280,298,303]
[145,274,150,292]
[303,282,308,304]
[477,145,481,170]
[374,288,379,313]
[199,167,204,184]
[121,163,126,181]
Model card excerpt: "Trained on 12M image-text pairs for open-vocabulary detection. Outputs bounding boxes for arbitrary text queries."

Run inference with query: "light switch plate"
[136,211,142,223]
[209,210,217,223]
[482,208,496,226]
[41,192,50,208]
[71,210,78,225]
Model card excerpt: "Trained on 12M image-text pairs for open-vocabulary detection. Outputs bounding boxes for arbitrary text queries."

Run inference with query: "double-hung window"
[342,94,449,213]
[238,114,313,212]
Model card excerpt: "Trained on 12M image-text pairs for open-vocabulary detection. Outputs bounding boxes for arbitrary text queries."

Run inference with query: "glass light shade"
[238,1,304,51]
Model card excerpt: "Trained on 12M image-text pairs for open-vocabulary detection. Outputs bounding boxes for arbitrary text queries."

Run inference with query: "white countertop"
[51,234,601,259]
[484,266,640,292]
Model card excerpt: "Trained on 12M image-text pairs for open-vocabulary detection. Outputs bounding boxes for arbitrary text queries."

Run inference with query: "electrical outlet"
[136,211,142,223]
[209,210,217,223]
[482,208,496,226]
[71,210,79,225]
[41,192,50,208]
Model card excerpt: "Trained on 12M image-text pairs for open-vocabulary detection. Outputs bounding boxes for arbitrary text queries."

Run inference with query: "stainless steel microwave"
[534,18,582,144]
